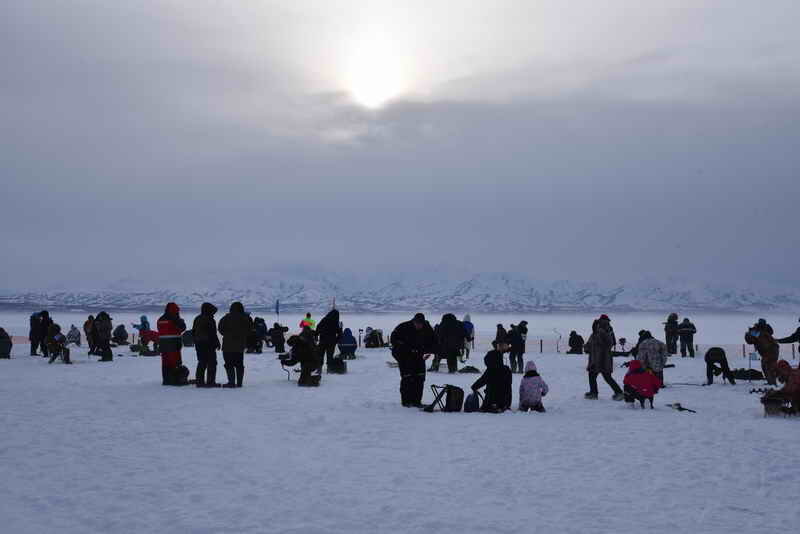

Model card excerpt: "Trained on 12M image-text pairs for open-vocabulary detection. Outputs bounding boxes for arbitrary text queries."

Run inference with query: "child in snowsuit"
[519,361,549,412]
[623,360,662,409]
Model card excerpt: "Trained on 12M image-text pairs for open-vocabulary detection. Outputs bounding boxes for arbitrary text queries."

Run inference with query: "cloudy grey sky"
[1,1,798,291]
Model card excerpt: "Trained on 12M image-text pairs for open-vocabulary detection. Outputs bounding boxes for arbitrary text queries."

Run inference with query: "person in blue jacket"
[338,328,358,359]
[132,316,151,333]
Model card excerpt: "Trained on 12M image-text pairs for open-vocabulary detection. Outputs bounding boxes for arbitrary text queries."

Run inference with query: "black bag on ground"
[464,390,482,413]
[424,384,464,412]
[458,365,480,374]
[327,357,347,374]
[732,368,764,380]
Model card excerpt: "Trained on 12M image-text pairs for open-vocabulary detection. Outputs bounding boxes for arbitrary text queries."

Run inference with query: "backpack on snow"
[424,384,464,412]
[732,368,764,380]
[327,357,347,374]
[464,390,483,413]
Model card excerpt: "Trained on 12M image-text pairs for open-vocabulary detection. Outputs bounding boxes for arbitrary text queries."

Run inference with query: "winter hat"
[413,313,426,323]
[165,302,180,315]
[463,314,471,322]
[230,302,245,314]
[628,360,642,371]
[599,314,610,321]
[524,361,537,373]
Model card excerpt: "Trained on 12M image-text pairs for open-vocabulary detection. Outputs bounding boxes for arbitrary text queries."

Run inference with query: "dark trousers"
[680,337,695,357]
[430,350,459,373]
[705,354,734,384]
[195,344,218,385]
[274,340,285,353]
[589,369,622,395]
[624,385,653,408]
[97,339,112,361]
[520,402,545,412]
[319,342,336,366]
[509,352,523,372]
[397,352,425,406]
[223,352,244,386]
[666,334,678,355]
[30,337,41,355]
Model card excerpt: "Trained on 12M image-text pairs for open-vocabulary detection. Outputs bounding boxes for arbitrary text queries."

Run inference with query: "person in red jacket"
[157,302,187,385]
[623,360,662,409]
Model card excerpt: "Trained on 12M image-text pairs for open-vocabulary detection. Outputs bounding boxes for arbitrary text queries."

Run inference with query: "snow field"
[1,332,797,534]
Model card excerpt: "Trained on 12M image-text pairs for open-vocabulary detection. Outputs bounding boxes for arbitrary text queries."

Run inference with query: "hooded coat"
[338,328,357,353]
[471,350,513,411]
[192,303,221,349]
[678,319,697,340]
[218,302,253,353]
[636,337,669,373]
[585,320,616,374]
[437,313,467,353]
[268,323,289,346]
[0,328,11,357]
[623,360,662,398]
[94,312,113,342]
[462,314,474,341]
[317,309,342,345]
[519,361,549,407]
[113,324,128,342]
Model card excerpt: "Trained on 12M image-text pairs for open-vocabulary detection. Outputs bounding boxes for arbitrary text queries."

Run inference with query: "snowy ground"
[1,312,798,534]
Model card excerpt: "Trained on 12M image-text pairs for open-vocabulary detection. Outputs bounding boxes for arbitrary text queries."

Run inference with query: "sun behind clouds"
[344,32,409,108]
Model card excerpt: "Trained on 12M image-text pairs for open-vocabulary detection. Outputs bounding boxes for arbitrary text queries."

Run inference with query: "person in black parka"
[218,302,253,388]
[431,313,466,373]
[283,334,322,387]
[0,328,12,358]
[390,313,437,407]
[316,309,343,368]
[268,322,290,353]
[704,347,735,385]
[192,303,221,387]
[567,331,585,354]
[495,324,507,345]
[506,324,525,373]
[471,343,513,412]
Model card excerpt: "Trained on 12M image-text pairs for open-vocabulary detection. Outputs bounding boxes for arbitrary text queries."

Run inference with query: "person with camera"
[390,313,436,407]
[745,320,780,385]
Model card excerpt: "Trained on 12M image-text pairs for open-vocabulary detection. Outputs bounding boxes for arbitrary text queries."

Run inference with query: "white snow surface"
[1,313,798,534]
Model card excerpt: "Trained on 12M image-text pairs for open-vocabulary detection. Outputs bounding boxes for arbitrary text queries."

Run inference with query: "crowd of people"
[5,308,800,415]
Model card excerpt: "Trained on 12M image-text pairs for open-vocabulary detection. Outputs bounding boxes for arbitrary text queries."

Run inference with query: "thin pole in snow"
[540,339,543,353]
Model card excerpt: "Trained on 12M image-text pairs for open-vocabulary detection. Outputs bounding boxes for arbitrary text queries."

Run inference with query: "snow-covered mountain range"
[1,272,797,312]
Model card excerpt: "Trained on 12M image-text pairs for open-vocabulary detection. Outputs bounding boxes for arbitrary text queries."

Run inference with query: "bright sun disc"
[345,36,407,108]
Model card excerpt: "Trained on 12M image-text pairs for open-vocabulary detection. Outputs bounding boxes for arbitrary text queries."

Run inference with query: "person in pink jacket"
[519,361,549,412]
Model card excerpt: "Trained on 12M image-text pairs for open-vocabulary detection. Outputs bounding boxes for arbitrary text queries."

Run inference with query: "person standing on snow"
[461,314,475,361]
[192,303,221,387]
[316,309,342,368]
[390,313,436,407]
[94,311,114,362]
[218,302,252,388]
[431,313,467,373]
[584,315,624,401]
[495,324,507,346]
[29,312,43,356]
[84,315,96,355]
[506,324,525,373]
[678,318,697,358]
[664,313,679,355]
[634,331,669,384]
[745,321,780,386]
[157,303,186,384]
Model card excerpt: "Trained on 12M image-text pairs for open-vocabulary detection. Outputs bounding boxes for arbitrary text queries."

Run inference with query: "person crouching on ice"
[283,334,322,387]
[471,341,513,413]
[157,302,186,385]
[519,361,549,412]
[623,360,662,409]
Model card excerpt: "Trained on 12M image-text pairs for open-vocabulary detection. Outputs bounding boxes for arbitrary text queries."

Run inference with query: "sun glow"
[344,34,408,109]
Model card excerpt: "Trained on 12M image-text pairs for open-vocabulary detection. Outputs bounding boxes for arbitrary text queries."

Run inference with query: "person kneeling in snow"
[623,360,662,409]
[112,324,129,345]
[519,361,549,412]
[471,342,513,413]
[283,335,322,387]
[337,328,357,359]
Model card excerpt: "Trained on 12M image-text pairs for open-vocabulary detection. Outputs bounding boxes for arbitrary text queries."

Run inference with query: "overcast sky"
[1,1,798,291]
